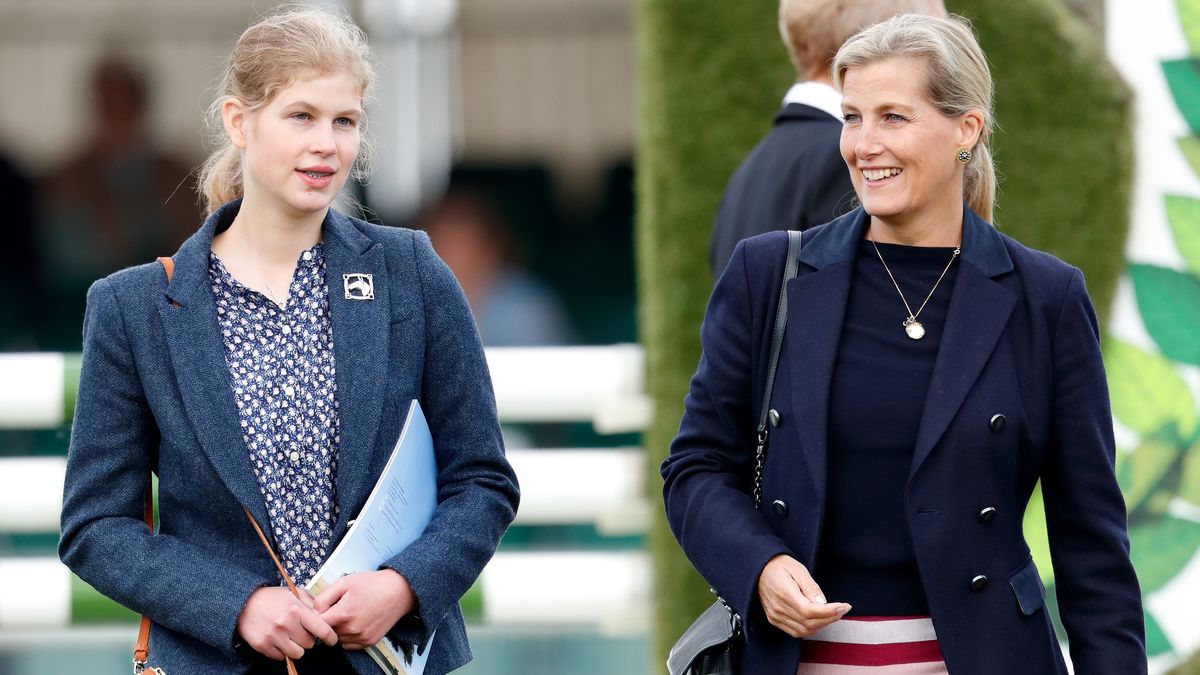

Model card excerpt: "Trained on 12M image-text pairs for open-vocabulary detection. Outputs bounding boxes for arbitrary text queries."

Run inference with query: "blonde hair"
[833,14,997,222]
[778,0,941,80]
[197,8,376,216]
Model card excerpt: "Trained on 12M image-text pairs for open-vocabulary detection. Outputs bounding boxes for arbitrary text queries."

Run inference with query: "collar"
[166,198,376,306]
[798,203,1014,278]
[782,81,843,121]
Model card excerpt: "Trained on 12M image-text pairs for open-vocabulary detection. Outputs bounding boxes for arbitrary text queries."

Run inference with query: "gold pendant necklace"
[871,239,960,341]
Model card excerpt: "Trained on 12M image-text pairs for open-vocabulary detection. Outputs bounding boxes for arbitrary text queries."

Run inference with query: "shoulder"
[89,261,171,310]
[996,230,1085,298]
[340,214,422,254]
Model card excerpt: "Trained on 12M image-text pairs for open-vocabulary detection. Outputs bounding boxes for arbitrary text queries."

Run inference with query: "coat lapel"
[909,208,1016,478]
[784,209,866,502]
[157,201,271,530]
[322,211,390,531]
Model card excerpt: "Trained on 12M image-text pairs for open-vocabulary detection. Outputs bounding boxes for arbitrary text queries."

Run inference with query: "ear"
[221,97,250,150]
[958,109,985,150]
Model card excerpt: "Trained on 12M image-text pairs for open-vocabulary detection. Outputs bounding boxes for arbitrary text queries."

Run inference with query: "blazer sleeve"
[1041,269,1146,672]
[381,231,520,647]
[662,238,792,639]
[58,278,270,658]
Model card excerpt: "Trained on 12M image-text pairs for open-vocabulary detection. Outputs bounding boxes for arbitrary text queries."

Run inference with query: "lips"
[297,167,335,188]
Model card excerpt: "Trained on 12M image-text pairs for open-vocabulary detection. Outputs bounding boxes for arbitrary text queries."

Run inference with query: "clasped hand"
[757,554,851,638]
[237,569,415,660]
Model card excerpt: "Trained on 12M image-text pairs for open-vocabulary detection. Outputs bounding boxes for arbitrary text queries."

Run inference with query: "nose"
[310,124,337,156]
[855,121,883,160]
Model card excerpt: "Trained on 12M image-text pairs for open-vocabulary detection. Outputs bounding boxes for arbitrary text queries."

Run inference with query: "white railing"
[0,347,654,631]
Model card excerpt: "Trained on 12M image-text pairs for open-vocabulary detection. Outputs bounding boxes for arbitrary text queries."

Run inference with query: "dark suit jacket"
[665,206,1146,674]
[708,102,856,277]
[59,200,520,674]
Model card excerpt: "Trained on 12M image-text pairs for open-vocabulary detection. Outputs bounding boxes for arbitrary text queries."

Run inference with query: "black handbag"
[666,230,802,675]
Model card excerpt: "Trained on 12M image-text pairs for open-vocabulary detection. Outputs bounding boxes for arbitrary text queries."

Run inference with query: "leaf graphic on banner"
[1179,441,1200,505]
[1128,264,1200,366]
[1181,0,1200,56]
[1129,516,1200,593]
[1117,435,1183,512]
[1163,59,1200,134]
[1181,136,1200,177]
[1146,609,1174,656]
[1167,194,1200,276]
[1103,338,1198,437]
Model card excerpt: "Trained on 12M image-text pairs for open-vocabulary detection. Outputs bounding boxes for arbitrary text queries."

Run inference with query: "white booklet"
[306,399,438,675]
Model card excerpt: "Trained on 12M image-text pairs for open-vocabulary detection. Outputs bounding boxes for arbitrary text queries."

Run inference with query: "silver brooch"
[343,273,374,300]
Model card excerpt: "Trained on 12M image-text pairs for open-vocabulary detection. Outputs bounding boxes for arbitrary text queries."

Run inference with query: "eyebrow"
[841,100,917,112]
[286,100,363,117]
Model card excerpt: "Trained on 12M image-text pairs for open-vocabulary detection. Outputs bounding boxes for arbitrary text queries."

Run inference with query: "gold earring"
[957,148,972,164]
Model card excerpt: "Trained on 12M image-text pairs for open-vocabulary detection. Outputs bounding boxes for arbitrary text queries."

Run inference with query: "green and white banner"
[1106,0,1200,669]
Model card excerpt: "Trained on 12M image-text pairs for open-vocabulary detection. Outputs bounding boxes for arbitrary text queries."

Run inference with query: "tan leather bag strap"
[142,257,301,675]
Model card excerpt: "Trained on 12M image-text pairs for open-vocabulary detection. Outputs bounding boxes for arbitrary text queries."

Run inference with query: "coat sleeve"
[58,278,270,658]
[382,231,520,648]
[1041,268,1146,673]
[662,237,792,639]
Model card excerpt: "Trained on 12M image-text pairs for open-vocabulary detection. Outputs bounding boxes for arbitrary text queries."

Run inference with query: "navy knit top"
[814,239,961,616]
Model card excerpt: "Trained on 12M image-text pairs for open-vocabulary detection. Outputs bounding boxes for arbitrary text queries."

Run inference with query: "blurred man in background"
[38,55,196,348]
[709,0,947,277]
[421,191,574,347]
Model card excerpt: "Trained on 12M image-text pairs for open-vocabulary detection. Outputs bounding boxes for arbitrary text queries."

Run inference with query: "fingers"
[298,603,340,647]
[314,579,348,613]
[789,563,827,604]
[757,555,852,638]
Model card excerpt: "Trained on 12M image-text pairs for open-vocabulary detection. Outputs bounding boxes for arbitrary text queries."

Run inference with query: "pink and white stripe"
[796,616,948,674]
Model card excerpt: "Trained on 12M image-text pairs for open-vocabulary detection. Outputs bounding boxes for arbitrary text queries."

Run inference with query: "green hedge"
[635,0,792,662]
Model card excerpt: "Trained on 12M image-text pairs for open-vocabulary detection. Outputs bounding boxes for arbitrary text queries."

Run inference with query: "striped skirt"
[796,616,948,674]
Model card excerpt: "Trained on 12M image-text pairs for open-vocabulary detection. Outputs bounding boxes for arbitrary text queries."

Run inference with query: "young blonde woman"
[58,10,519,674]
[663,14,1144,674]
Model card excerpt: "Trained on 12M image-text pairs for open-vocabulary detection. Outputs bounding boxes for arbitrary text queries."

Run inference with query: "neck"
[224,193,325,266]
[866,198,964,247]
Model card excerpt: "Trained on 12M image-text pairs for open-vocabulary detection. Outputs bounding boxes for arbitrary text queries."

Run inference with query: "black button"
[772,499,789,518]
[971,575,988,592]
[990,414,1006,432]
[768,409,781,428]
[978,507,997,523]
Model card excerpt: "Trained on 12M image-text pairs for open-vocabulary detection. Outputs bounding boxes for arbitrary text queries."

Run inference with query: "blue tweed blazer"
[59,200,520,674]
[663,206,1145,674]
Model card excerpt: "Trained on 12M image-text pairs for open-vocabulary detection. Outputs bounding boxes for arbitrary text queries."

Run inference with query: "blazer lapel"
[909,209,1017,478]
[157,202,271,530]
[322,212,390,530]
[786,266,853,503]
[784,209,867,502]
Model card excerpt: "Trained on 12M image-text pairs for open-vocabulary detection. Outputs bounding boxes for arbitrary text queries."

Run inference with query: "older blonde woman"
[663,14,1145,675]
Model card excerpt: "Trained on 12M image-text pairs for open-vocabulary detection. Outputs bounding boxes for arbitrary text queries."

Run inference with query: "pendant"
[903,317,926,340]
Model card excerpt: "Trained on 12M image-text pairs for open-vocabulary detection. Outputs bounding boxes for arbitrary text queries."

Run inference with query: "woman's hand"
[236,586,338,661]
[314,569,416,650]
[757,554,851,638]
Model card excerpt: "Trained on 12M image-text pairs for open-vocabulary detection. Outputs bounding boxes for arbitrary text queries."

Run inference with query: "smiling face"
[224,71,363,222]
[839,55,981,237]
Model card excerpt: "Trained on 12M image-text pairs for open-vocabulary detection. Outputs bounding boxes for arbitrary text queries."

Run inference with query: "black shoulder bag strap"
[752,230,802,508]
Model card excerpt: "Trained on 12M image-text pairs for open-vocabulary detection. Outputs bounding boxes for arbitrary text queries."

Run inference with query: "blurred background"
[1,0,1199,673]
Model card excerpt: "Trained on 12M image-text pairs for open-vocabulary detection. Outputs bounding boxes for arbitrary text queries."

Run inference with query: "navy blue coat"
[59,200,520,674]
[663,207,1146,674]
